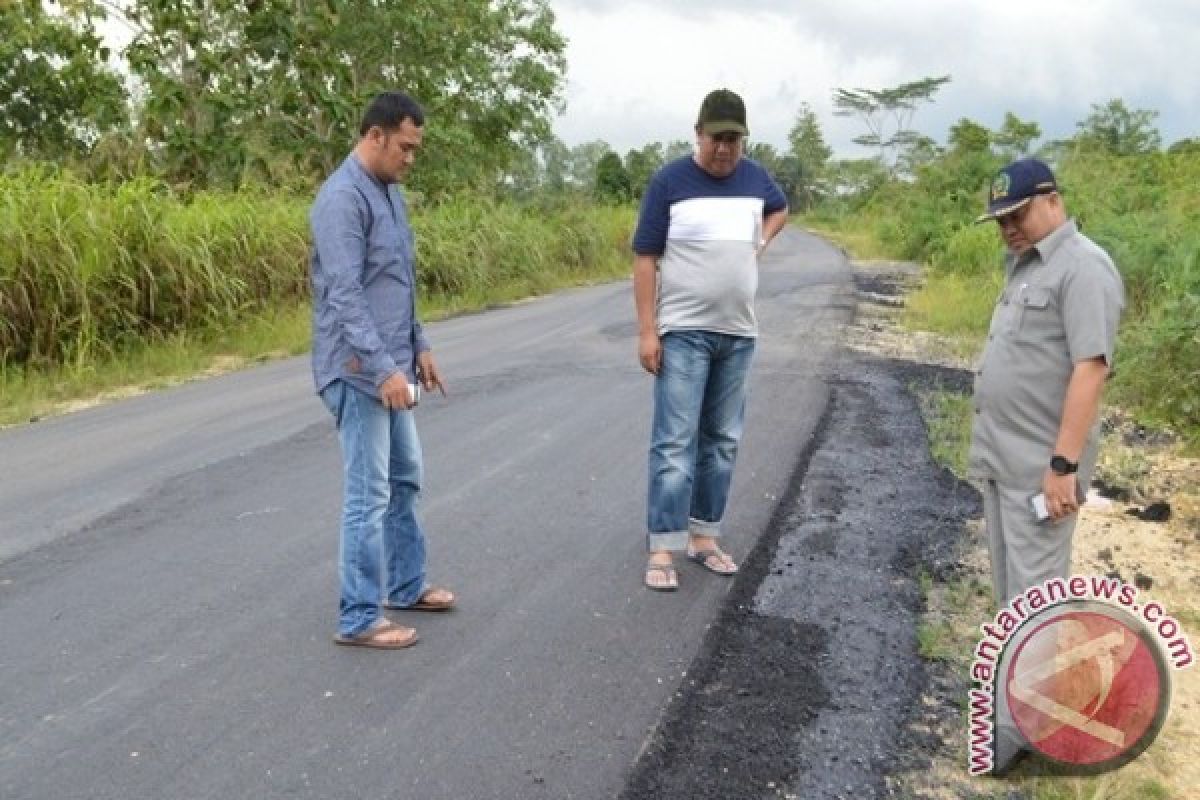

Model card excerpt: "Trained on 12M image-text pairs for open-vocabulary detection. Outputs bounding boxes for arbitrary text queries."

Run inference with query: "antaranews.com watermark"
[968,574,1194,776]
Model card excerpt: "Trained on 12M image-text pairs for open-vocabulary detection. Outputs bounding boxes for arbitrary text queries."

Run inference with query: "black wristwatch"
[1050,455,1079,476]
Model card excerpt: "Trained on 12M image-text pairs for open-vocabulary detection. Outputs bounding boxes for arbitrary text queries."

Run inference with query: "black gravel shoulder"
[620,344,982,800]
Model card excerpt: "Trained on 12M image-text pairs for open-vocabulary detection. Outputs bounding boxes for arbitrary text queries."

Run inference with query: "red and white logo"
[1005,602,1171,772]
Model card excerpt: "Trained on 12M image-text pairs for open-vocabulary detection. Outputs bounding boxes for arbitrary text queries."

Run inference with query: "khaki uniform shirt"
[969,220,1125,490]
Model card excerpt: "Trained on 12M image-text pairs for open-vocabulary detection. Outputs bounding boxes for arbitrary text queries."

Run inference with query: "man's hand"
[417,350,446,396]
[379,372,414,410]
[639,331,662,375]
[1042,469,1080,522]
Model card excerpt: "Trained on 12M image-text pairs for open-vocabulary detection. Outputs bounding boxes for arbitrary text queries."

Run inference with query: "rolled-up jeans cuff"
[689,517,721,537]
[647,530,689,553]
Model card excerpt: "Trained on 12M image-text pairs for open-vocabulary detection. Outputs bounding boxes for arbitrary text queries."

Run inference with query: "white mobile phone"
[1031,484,1087,522]
[1030,492,1050,522]
[408,382,421,408]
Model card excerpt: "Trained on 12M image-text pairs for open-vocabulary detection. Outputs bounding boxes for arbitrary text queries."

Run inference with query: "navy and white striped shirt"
[633,156,786,337]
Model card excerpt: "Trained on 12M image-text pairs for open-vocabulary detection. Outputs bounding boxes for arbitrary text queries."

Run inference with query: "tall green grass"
[0,165,634,375]
[413,198,632,306]
[0,166,311,369]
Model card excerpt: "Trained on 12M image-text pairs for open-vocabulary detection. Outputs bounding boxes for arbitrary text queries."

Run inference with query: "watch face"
[1051,456,1076,475]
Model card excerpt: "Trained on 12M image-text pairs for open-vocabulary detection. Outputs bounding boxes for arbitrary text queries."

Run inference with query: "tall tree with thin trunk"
[786,103,832,209]
[832,75,950,172]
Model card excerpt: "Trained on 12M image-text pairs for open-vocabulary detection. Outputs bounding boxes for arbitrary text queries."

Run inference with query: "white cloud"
[549,0,1200,156]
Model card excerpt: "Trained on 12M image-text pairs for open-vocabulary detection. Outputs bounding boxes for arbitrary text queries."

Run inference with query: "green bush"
[809,144,1200,441]
[931,223,1000,278]
[1111,292,1200,436]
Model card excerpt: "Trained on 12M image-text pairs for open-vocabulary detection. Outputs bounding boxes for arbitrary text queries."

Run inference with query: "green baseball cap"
[697,89,748,136]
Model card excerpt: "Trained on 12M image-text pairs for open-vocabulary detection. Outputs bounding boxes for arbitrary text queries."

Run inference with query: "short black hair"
[359,92,425,136]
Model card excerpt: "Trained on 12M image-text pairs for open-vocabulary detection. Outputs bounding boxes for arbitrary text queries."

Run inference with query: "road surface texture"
[620,266,983,799]
[0,228,900,800]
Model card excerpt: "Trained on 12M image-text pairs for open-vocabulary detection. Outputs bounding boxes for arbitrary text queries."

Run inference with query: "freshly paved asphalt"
[0,228,854,800]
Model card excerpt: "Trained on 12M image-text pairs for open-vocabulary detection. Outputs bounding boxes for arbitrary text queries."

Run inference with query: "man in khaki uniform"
[969,157,1124,774]
[971,158,1124,606]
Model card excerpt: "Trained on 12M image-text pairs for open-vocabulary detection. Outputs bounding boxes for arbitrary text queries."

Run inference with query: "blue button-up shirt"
[310,155,430,396]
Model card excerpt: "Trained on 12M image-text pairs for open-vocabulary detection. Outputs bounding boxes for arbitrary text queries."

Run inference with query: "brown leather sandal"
[333,619,418,649]
[384,586,456,612]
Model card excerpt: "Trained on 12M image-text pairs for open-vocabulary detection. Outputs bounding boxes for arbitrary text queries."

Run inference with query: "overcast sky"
[549,0,1200,157]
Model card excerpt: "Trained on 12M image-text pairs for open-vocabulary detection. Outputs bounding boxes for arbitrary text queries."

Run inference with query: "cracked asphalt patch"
[620,347,981,799]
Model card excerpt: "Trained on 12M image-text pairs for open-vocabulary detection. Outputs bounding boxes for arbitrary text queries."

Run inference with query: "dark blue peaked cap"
[976,158,1058,222]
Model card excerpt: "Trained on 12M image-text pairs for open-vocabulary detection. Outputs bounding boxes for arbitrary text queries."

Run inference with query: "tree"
[624,142,664,198]
[501,134,575,198]
[826,158,888,200]
[593,151,631,202]
[894,131,941,177]
[538,135,572,194]
[1167,137,1200,156]
[788,103,831,171]
[947,118,991,155]
[121,0,260,188]
[744,141,801,211]
[832,75,951,171]
[786,103,831,210]
[1074,99,1162,155]
[120,0,567,191]
[664,139,692,161]
[566,140,611,190]
[992,112,1041,160]
[0,0,128,159]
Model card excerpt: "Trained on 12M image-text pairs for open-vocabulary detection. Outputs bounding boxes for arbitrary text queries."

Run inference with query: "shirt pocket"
[993,288,1019,336]
[1015,286,1063,342]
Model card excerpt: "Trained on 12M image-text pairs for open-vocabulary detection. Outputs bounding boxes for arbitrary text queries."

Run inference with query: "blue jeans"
[320,380,427,636]
[647,331,755,552]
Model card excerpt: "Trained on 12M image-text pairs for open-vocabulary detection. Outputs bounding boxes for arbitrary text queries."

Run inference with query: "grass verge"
[1,305,311,425]
[801,220,896,261]
[902,271,1000,350]
[911,386,974,477]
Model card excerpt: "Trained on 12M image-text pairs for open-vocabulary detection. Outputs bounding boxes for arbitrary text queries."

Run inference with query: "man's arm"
[758,207,789,256]
[633,253,661,374]
[313,193,399,387]
[1043,356,1109,519]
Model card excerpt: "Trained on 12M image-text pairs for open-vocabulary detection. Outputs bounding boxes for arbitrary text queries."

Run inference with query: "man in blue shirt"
[632,89,789,590]
[310,91,454,649]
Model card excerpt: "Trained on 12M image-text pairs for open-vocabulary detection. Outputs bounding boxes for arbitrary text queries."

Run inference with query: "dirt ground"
[619,259,1198,799]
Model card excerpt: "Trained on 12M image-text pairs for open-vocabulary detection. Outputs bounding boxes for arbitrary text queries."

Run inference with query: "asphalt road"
[0,228,854,800]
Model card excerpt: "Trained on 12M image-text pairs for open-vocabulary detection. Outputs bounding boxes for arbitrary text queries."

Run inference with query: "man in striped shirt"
[631,88,789,591]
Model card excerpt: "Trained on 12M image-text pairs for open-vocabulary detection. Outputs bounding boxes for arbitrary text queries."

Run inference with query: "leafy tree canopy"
[0,0,128,159]
[593,150,631,202]
[1073,98,1162,156]
[116,0,566,192]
